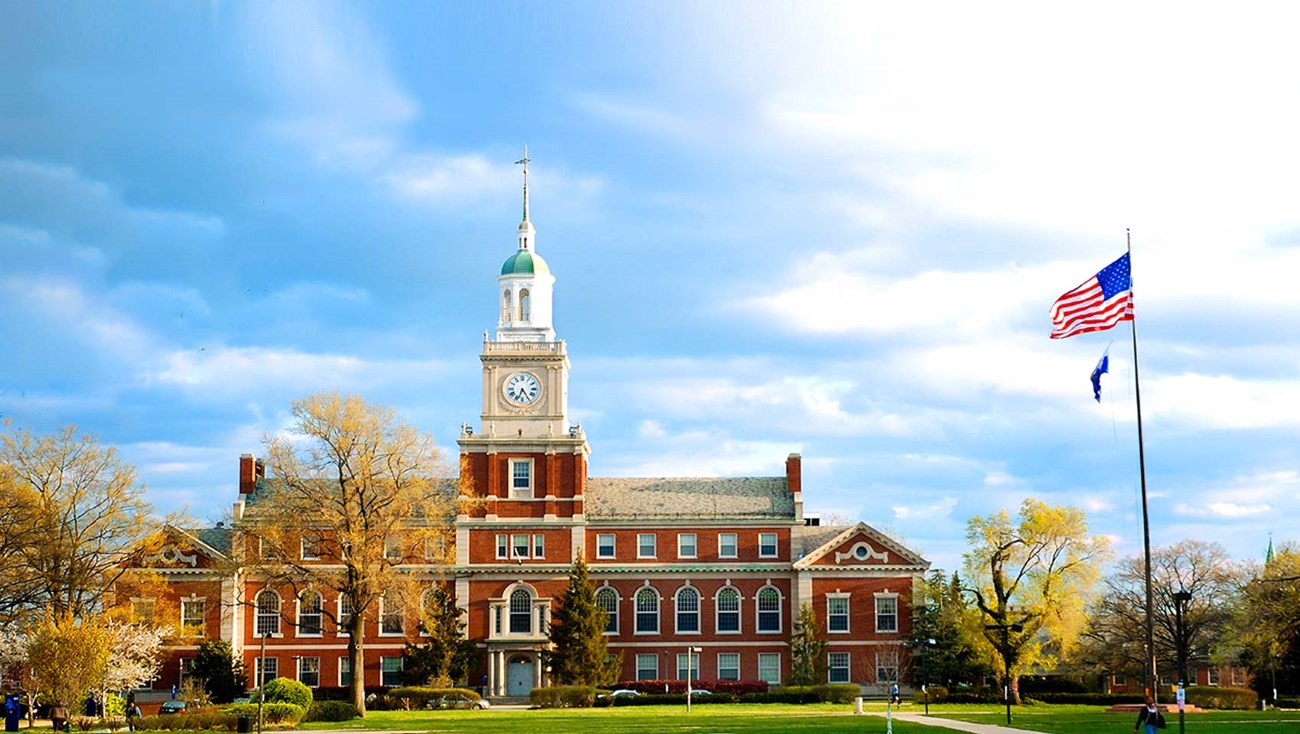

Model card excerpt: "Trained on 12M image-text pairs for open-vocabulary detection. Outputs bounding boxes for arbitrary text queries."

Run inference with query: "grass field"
[295,702,1300,734]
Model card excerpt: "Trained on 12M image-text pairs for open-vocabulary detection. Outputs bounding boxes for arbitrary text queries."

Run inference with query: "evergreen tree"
[788,603,828,685]
[910,570,986,688]
[402,582,477,686]
[546,555,620,686]
[190,639,247,703]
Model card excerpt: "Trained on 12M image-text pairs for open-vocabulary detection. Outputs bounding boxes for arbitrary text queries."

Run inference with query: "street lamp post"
[984,622,1023,726]
[920,638,937,716]
[685,646,701,713]
[1173,590,1192,734]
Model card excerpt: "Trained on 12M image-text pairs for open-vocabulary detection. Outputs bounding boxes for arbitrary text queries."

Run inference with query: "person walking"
[889,682,900,705]
[49,703,68,733]
[1134,696,1166,734]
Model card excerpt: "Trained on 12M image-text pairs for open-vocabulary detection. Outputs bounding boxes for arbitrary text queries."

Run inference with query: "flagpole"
[1128,228,1158,700]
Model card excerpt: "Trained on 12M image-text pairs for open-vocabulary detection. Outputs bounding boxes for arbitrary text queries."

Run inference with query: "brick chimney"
[239,454,258,495]
[785,453,802,494]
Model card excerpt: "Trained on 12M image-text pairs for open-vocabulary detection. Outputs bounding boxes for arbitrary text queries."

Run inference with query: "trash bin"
[236,715,252,733]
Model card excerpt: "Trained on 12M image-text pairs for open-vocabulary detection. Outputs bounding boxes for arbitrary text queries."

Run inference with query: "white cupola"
[496,147,556,343]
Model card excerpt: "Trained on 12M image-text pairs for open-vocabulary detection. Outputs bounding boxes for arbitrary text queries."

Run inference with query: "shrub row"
[1186,686,1257,710]
[223,703,306,724]
[1031,693,1146,705]
[1277,697,1300,709]
[736,684,860,705]
[301,701,358,722]
[613,679,770,695]
[607,692,732,707]
[530,686,596,708]
[384,687,481,710]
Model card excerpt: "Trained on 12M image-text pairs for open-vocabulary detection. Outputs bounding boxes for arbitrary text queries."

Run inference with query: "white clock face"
[504,372,542,405]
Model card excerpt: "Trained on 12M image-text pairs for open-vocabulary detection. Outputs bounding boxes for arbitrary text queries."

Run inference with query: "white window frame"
[337,595,354,636]
[675,586,700,634]
[255,590,281,637]
[380,656,403,687]
[758,652,781,686]
[300,536,321,561]
[509,588,533,635]
[676,651,700,681]
[596,533,616,559]
[756,586,782,633]
[338,656,351,687]
[715,586,741,634]
[827,594,850,634]
[876,649,898,684]
[758,532,778,558]
[509,458,534,499]
[717,653,740,682]
[1208,667,1220,686]
[678,533,697,559]
[718,533,738,558]
[828,652,851,684]
[634,587,660,634]
[635,653,659,681]
[383,535,402,561]
[875,593,899,633]
[512,533,531,559]
[596,587,619,635]
[180,597,205,637]
[533,534,545,559]
[637,533,657,559]
[496,534,509,560]
[297,656,320,688]
[379,596,404,636]
[297,591,324,637]
[255,657,278,687]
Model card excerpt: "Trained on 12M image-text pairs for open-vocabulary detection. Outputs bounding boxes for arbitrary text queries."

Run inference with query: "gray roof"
[585,477,794,520]
[793,524,850,560]
[186,526,233,556]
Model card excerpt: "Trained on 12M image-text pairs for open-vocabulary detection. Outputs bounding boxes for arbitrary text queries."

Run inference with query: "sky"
[3,1,1298,573]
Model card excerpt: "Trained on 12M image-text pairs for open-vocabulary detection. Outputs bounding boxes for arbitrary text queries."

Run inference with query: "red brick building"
[133,168,929,699]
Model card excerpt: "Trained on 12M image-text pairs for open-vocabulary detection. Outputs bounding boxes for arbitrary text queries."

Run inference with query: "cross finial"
[515,146,530,223]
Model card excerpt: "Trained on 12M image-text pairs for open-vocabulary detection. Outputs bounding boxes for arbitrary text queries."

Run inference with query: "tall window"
[635,654,658,680]
[595,587,619,634]
[496,534,509,559]
[876,650,898,684]
[512,534,530,559]
[510,459,533,498]
[637,534,656,558]
[875,594,898,633]
[380,596,404,635]
[380,657,403,687]
[297,657,320,688]
[255,657,277,687]
[298,591,323,636]
[533,534,545,558]
[338,595,354,635]
[678,533,697,559]
[255,590,281,637]
[519,289,531,321]
[338,657,351,687]
[828,652,851,683]
[716,587,741,633]
[383,535,402,560]
[827,595,849,633]
[596,534,615,558]
[501,291,512,323]
[181,598,205,637]
[635,587,659,634]
[676,586,700,633]
[717,653,740,681]
[1208,667,1220,686]
[509,589,532,634]
[718,533,738,558]
[300,536,322,560]
[758,532,778,558]
[757,587,782,633]
[676,651,699,681]
[758,653,781,686]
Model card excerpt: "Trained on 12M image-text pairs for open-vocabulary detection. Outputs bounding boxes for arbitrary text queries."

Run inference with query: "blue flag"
[1091,349,1110,402]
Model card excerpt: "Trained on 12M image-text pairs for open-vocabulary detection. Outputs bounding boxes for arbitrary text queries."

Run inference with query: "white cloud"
[892,496,958,521]
[1176,502,1273,519]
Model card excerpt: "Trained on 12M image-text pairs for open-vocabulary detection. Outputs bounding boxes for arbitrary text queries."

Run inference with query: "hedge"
[384,687,481,710]
[301,701,358,722]
[222,703,306,725]
[1031,693,1146,705]
[530,686,596,708]
[614,679,769,696]
[739,685,860,705]
[1186,686,1257,710]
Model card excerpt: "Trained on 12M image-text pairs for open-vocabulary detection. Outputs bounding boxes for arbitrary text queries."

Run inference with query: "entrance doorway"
[506,656,533,697]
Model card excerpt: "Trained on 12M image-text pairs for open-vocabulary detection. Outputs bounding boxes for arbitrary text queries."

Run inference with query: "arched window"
[501,290,512,323]
[519,289,531,322]
[634,587,659,634]
[676,586,700,633]
[595,587,619,634]
[255,590,281,637]
[509,588,532,634]
[716,586,741,633]
[297,590,323,636]
[757,586,782,633]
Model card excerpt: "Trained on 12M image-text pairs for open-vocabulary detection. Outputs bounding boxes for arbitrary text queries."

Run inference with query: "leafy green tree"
[190,638,247,703]
[402,582,478,686]
[910,570,987,688]
[546,555,620,686]
[788,603,828,685]
[1230,543,1300,701]
[963,499,1109,703]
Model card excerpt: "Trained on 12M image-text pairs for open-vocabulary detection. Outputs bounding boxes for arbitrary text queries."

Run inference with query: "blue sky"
[4,1,1298,572]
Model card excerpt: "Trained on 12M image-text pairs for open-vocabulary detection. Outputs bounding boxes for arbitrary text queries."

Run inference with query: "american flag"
[1049,253,1134,339]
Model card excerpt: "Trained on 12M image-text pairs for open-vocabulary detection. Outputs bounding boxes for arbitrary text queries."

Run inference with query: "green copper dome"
[500,248,550,276]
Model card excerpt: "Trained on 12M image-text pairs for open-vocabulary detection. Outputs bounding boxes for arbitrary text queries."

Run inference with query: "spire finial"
[515,146,530,224]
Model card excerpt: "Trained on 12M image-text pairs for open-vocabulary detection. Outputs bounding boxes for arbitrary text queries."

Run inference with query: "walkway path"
[869,710,1054,734]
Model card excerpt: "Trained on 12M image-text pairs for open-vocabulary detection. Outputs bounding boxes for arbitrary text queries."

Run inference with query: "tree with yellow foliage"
[26,611,112,715]
[962,498,1109,704]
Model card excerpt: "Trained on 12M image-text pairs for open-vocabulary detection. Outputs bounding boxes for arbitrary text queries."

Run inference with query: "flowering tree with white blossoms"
[100,620,169,706]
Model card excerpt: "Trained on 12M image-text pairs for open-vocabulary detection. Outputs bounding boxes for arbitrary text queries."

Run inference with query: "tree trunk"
[348,616,366,716]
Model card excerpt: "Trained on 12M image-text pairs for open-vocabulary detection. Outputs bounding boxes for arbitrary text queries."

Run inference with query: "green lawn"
[297,704,951,733]
[928,703,1300,734]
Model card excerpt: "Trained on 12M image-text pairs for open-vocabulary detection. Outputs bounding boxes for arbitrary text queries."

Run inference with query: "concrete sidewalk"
[870,710,1053,734]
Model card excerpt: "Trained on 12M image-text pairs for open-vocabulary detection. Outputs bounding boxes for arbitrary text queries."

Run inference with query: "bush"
[613,679,768,696]
[222,703,305,725]
[913,685,948,703]
[1018,677,1089,694]
[255,678,313,710]
[134,711,237,731]
[383,687,481,710]
[302,701,358,722]
[530,686,596,708]
[1186,686,1257,710]
[945,689,1000,704]
[1031,692,1145,705]
[816,684,861,704]
[1277,697,1300,709]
